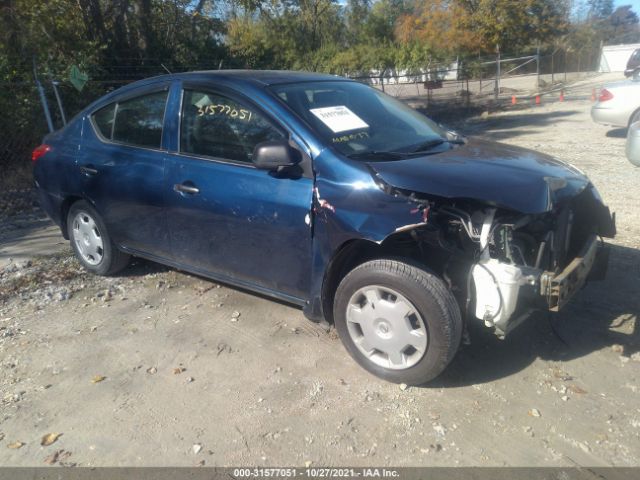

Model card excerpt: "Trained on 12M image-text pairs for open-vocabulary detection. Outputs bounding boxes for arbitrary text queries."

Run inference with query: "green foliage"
[0,0,636,184]
[569,3,640,50]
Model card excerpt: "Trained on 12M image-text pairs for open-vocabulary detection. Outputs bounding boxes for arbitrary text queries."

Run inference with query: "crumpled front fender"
[303,150,428,322]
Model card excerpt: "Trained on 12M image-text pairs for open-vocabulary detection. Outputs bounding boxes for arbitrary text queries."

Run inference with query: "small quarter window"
[180,89,284,163]
[92,103,116,139]
[112,91,168,148]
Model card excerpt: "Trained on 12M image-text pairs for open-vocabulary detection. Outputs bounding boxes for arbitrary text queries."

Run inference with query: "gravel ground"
[0,85,638,467]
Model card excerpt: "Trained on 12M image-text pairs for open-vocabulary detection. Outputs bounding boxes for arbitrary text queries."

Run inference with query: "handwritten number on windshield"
[197,104,253,122]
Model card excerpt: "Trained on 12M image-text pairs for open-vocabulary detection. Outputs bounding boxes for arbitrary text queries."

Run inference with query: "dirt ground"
[0,76,639,467]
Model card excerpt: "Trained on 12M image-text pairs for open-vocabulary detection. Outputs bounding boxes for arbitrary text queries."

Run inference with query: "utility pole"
[51,80,67,126]
[536,43,541,89]
[33,57,54,133]
[495,44,500,101]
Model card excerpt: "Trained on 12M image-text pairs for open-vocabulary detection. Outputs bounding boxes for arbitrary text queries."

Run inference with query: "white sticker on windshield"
[310,106,369,133]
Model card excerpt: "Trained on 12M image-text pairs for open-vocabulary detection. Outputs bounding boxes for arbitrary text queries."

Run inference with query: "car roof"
[83,70,353,116]
[133,70,348,88]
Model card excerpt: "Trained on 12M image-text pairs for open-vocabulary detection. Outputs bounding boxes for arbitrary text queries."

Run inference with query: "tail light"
[598,89,614,102]
[31,144,51,163]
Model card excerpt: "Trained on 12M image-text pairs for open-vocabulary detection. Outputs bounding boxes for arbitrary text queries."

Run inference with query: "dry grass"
[0,162,33,191]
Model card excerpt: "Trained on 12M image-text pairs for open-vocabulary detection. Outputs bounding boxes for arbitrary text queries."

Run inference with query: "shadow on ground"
[606,127,627,138]
[432,243,640,387]
[0,215,52,244]
[122,239,640,388]
[456,110,581,142]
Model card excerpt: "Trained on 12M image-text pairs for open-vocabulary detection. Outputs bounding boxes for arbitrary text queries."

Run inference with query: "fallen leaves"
[7,441,24,449]
[173,367,186,375]
[44,449,71,465]
[551,368,574,382]
[568,384,588,395]
[41,433,62,446]
[91,375,106,384]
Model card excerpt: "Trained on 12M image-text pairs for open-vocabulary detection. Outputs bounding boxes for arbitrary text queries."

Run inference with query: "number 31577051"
[197,104,253,121]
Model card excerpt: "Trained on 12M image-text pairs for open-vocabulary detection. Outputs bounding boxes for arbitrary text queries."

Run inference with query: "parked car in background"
[625,48,640,77]
[591,73,640,127]
[626,121,640,166]
[33,71,616,385]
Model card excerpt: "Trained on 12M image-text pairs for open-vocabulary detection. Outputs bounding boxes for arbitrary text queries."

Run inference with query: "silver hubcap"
[346,285,428,370]
[72,211,104,266]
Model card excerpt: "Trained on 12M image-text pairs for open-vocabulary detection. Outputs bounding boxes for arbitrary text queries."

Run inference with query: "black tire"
[67,200,130,276]
[333,259,462,385]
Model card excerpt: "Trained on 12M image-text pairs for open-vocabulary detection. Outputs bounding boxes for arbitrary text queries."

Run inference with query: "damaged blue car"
[33,71,616,385]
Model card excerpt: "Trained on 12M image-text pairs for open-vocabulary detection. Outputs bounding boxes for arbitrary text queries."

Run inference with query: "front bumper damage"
[542,234,603,312]
[472,235,610,337]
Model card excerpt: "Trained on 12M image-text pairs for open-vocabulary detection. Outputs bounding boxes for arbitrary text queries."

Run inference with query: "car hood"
[367,138,590,214]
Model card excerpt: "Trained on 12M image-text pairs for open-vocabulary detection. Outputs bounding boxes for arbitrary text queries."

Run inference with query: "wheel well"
[321,230,441,324]
[59,196,83,240]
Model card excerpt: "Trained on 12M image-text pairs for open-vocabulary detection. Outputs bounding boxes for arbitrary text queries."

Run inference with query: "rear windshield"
[269,81,446,156]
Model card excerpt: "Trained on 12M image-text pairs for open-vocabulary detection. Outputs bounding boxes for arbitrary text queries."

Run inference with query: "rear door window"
[92,90,168,149]
[180,89,284,163]
[112,91,168,148]
[92,103,116,139]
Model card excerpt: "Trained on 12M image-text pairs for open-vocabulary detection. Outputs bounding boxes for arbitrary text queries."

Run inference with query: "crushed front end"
[464,185,615,336]
[380,183,616,338]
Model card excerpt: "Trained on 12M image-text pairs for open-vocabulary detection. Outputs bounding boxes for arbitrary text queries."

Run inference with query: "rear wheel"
[67,200,130,275]
[333,259,462,385]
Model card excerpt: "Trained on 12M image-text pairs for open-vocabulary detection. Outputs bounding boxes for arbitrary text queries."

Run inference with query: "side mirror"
[252,140,301,170]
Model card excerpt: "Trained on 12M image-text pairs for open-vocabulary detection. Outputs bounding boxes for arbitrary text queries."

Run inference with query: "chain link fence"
[350,45,603,108]
[0,46,603,197]
[0,61,231,195]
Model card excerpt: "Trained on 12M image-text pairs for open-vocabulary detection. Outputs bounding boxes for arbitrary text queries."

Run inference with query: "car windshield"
[269,81,448,158]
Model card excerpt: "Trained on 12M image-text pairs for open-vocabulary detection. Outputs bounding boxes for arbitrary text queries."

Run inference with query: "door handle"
[80,165,98,176]
[174,183,200,195]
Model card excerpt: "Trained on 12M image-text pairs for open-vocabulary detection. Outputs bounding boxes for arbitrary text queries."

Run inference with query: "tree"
[345,0,372,45]
[587,0,614,19]
[396,0,569,55]
[395,0,479,55]
[464,0,570,53]
[604,5,640,43]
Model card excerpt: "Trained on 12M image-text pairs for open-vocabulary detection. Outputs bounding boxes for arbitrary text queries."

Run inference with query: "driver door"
[164,87,313,300]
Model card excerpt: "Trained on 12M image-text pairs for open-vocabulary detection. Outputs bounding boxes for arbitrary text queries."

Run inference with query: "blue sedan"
[33,70,615,384]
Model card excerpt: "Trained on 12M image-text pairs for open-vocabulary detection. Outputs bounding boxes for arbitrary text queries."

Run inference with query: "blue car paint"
[367,138,590,214]
[78,111,171,258]
[33,70,607,323]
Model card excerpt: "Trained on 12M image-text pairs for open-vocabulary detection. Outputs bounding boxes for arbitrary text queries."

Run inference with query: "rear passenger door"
[164,86,313,300]
[79,86,172,258]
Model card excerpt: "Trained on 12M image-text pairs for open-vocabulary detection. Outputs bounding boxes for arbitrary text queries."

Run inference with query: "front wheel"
[67,200,130,276]
[333,259,462,385]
